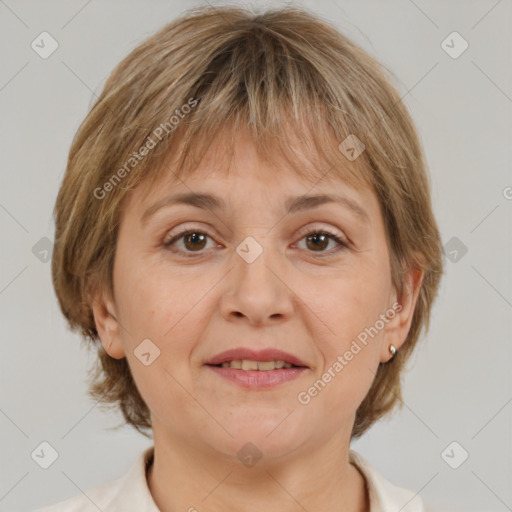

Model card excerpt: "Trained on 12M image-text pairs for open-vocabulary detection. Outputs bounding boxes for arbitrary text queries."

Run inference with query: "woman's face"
[93,131,420,462]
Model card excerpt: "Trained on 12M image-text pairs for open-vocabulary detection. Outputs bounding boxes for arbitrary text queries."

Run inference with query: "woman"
[39,5,444,511]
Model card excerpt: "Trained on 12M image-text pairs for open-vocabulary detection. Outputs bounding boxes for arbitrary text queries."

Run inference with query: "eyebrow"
[141,191,370,225]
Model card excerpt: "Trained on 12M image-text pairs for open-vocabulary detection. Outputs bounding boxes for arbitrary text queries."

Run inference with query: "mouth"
[204,347,308,389]
[207,360,303,370]
[204,347,309,369]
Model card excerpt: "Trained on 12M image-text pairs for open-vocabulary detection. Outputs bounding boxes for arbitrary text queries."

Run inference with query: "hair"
[51,5,444,440]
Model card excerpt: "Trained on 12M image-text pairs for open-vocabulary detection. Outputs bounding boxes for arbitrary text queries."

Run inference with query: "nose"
[219,240,295,327]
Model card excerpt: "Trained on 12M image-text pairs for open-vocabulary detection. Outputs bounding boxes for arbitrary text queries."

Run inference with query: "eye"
[163,226,349,257]
[163,229,217,256]
[294,228,349,255]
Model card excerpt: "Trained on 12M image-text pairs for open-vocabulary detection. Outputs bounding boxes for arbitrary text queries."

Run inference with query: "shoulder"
[349,450,425,512]
[32,477,123,512]
[33,446,156,512]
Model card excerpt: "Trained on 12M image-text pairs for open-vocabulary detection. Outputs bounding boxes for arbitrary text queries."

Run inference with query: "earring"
[389,344,398,357]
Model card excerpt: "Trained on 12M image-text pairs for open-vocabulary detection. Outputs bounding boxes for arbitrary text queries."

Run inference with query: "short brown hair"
[51,5,444,439]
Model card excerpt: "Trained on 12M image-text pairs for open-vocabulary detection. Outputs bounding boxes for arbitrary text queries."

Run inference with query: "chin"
[211,415,305,457]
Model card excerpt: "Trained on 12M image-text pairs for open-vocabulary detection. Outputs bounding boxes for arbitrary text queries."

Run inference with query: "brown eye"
[296,229,349,255]
[164,229,214,256]
[305,233,330,252]
[182,232,207,251]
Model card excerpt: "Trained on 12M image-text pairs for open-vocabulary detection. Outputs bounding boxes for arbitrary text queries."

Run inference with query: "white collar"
[55,445,424,512]
[349,449,424,511]
[119,446,425,512]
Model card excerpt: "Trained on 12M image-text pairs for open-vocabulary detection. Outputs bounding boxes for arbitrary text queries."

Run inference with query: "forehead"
[132,127,373,209]
[129,168,378,244]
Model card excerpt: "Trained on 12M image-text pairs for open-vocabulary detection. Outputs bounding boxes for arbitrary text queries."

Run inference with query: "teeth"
[219,360,293,370]
[257,361,276,371]
[242,360,258,370]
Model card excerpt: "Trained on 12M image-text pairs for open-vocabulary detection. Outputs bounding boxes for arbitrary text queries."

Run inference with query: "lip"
[207,365,307,389]
[205,347,309,368]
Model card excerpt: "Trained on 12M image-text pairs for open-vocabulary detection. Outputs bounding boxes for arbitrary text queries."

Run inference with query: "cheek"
[116,272,205,422]
[304,271,389,401]
[312,269,390,344]
[115,266,211,379]
[114,256,188,336]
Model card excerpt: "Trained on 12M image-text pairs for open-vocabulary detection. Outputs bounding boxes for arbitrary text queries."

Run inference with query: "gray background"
[1,1,511,511]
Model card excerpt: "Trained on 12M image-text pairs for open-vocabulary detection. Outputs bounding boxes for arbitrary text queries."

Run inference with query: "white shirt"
[34,446,426,512]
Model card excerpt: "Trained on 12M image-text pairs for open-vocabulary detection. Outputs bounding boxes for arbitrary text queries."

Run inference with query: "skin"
[92,129,423,512]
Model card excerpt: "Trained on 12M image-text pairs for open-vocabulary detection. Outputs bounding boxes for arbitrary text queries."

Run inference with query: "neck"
[146,429,369,512]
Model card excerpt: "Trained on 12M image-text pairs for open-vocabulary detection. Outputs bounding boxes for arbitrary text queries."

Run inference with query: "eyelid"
[294,224,349,245]
[163,223,350,256]
[163,227,220,253]
[163,223,215,244]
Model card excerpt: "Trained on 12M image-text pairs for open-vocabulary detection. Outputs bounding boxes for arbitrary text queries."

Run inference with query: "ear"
[381,264,424,363]
[90,286,126,360]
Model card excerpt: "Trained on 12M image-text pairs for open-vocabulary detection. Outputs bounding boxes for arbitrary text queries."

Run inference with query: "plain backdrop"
[1,1,511,511]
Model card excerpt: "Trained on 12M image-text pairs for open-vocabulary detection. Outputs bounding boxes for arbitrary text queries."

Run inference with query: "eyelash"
[163,227,349,258]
